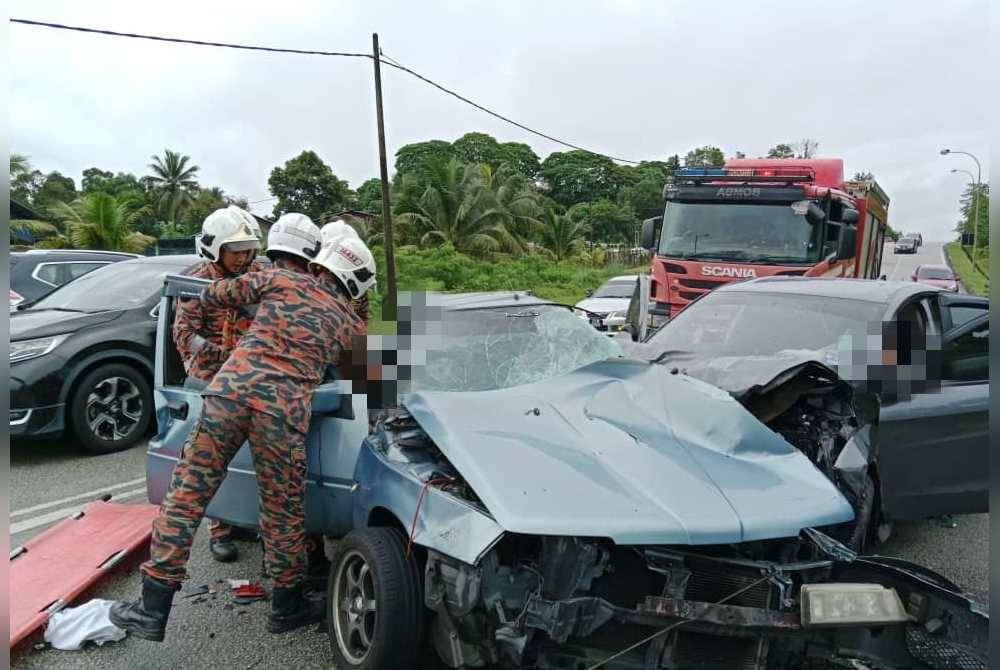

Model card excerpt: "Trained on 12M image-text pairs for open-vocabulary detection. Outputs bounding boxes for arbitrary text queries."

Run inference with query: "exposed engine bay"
[372,407,987,670]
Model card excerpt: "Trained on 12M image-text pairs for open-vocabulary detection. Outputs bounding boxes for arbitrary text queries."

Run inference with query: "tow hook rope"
[406,476,455,558]
[585,573,773,670]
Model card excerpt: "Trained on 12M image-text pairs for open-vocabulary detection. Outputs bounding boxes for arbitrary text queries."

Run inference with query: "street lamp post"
[941,149,983,271]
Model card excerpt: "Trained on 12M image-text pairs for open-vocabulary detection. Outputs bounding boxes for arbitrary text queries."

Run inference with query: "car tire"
[69,363,153,454]
[328,527,425,670]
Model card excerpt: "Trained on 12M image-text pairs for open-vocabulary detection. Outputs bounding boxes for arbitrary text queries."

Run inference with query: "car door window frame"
[940,314,989,387]
[31,261,110,287]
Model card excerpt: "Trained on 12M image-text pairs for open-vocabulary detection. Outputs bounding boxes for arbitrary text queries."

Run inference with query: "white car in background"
[574,274,638,332]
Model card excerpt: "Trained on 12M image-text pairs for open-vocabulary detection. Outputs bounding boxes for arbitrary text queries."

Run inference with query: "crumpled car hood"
[655,350,845,400]
[403,359,853,546]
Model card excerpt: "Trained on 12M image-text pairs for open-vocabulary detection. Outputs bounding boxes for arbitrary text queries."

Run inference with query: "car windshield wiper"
[650,349,694,365]
[36,307,96,314]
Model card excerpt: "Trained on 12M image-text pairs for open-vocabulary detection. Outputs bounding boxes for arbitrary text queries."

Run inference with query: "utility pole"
[941,149,983,273]
[372,33,397,320]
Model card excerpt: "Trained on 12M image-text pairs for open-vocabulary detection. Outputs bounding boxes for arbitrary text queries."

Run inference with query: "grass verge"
[944,241,989,296]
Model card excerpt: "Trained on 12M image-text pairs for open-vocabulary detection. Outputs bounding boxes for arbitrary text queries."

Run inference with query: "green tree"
[451,132,509,168]
[81,168,146,199]
[11,169,44,205]
[355,178,384,216]
[683,145,725,168]
[49,192,156,252]
[618,178,665,221]
[956,182,990,244]
[852,171,874,181]
[178,187,228,234]
[766,143,795,159]
[394,140,454,176]
[394,159,513,255]
[268,150,353,222]
[539,207,588,261]
[32,172,78,213]
[479,163,544,251]
[147,149,200,225]
[539,150,622,207]
[568,199,636,244]
[500,141,541,178]
[10,153,31,180]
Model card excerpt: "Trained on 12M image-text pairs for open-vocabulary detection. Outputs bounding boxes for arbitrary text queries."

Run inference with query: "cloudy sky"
[9,0,989,240]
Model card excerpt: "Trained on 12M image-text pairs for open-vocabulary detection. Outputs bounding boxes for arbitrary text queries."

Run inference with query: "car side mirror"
[835,226,857,261]
[585,289,594,297]
[625,275,651,342]
[841,207,859,225]
[879,275,887,281]
[641,217,660,251]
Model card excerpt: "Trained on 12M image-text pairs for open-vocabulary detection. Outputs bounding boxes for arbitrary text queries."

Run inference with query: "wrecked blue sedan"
[148,279,987,670]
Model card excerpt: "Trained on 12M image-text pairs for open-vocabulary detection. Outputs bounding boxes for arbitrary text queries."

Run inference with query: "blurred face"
[219,246,254,274]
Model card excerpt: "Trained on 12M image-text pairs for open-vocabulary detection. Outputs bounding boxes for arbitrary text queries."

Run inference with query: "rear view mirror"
[841,207,860,225]
[625,275,651,342]
[836,226,857,261]
[806,202,827,225]
[641,217,660,250]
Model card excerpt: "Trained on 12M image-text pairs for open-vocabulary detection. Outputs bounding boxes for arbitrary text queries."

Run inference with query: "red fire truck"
[640,158,890,320]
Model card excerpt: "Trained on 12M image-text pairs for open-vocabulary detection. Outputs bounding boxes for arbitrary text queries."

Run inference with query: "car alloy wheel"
[86,376,144,442]
[333,549,377,664]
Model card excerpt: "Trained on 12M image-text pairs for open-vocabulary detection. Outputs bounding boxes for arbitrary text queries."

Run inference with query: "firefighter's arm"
[172,296,225,374]
[203,270,268,309]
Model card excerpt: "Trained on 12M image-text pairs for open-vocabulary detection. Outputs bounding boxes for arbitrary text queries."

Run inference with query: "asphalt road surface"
[11,240,986,668]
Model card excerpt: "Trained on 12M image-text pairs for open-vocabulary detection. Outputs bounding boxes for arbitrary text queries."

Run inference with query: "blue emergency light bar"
[673,167,814,183]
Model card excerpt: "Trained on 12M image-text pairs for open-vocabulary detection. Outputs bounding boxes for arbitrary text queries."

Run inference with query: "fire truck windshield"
[658,200,825,264]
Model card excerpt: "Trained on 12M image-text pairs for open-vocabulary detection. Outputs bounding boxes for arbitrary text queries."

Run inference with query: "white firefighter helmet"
[198,208,261,262]
[266,213,322,262]
[229,205,262,238]
[311,237,377,300]
[320,219,361,246]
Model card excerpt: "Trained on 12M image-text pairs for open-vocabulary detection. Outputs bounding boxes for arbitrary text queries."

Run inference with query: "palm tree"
[10,153,31,180]
[147,149,199,225]
[395,159,515,256]
[49,192,156,253]
[539,207,588,261]
[478,163,543,253]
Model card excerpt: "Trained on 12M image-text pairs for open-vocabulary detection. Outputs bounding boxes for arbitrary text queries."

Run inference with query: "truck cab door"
[878,309,989,520]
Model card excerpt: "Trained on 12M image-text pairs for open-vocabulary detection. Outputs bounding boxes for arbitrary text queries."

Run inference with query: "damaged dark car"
[148,281,988,669]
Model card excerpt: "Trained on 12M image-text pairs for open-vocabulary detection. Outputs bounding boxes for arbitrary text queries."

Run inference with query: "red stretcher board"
[9,501,159,648]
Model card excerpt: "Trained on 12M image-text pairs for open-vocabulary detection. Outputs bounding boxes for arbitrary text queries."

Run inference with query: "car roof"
[17,249,142,258]
[118,254,202,267]
[714,276,940,304]
[421,291,556,311]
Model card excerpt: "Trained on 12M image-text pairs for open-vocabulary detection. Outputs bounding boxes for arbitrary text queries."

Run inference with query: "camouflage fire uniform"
[142,268,362,588]
[172,258,266,543]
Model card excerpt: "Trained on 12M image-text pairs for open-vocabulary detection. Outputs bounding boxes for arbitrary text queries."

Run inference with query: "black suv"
[10,249,142,311]
[10,254,201,453]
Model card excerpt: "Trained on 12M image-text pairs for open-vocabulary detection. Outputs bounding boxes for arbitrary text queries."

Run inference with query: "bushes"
[367,244,644,320]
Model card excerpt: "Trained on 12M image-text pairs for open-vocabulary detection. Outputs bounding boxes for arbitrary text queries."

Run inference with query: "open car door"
[877,309,989,520]
[146,274,367,537]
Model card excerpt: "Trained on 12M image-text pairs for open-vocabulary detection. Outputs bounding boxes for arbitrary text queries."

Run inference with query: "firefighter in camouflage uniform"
[110,218,374,640]
[173,205,264,563]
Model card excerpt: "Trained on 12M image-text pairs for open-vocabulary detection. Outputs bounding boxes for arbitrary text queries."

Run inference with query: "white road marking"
[10,487,149,535]
[10,476,147,518]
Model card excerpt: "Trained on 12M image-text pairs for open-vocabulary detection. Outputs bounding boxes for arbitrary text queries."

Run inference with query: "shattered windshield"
[411,304,624,392]
[638,291,886,361]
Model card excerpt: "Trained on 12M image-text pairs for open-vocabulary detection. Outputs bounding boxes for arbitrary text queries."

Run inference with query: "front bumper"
[10,353,70,438]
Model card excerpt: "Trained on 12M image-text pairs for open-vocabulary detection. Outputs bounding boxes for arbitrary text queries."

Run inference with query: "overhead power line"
[10,18,642,164]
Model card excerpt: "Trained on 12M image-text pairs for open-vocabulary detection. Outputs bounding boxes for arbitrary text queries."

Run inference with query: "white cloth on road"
[44,599,127,650]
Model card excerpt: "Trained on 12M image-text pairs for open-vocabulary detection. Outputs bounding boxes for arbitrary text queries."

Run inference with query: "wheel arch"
[59,349,154,408]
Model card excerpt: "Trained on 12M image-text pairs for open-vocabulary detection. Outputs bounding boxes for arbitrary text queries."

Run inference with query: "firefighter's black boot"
[267,583,326,634]
[109,574,180,642]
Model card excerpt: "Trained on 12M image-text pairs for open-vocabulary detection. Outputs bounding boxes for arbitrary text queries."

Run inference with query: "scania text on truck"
[640,158,890,320]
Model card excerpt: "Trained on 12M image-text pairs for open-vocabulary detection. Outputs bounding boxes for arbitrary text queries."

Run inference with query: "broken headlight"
[800,583,910,627]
